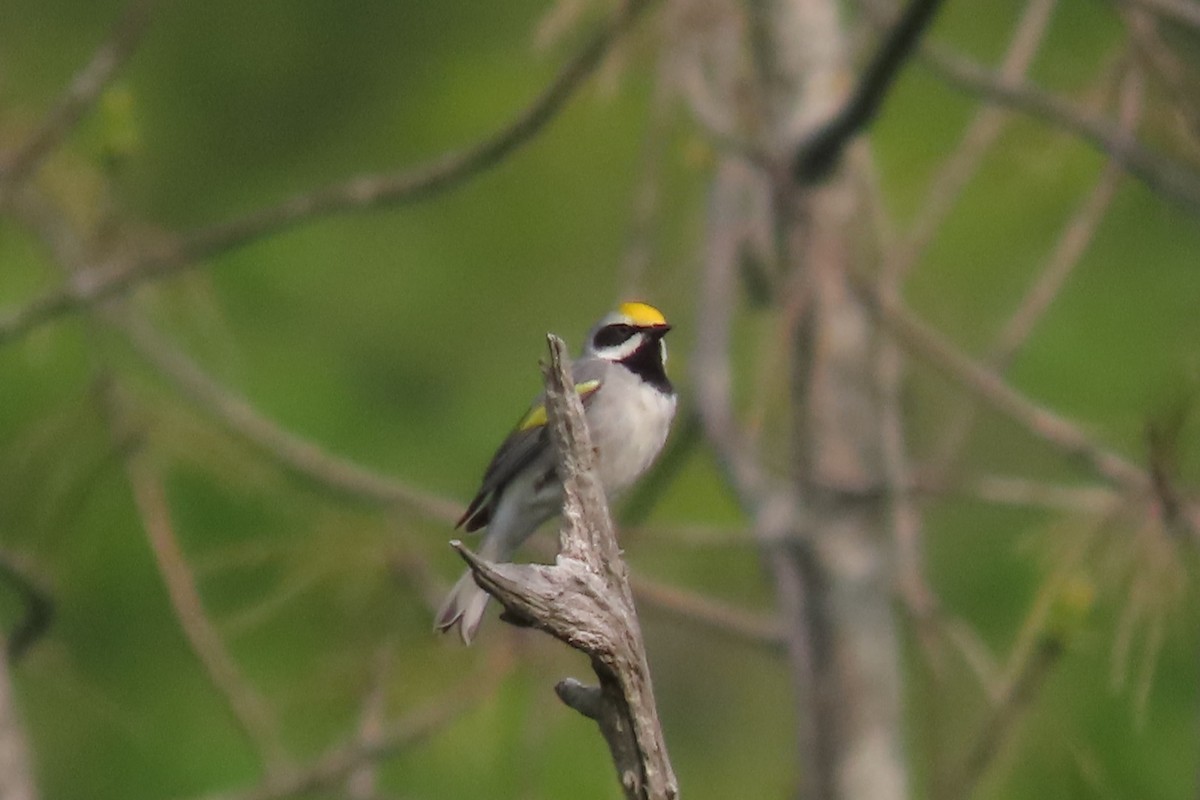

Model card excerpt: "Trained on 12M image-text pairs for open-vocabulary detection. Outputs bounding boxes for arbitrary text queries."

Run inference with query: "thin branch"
[1118,2,1200,141]
[924,43,1200,211]
[0,645,38,800]
[629,574,784,653]
[926,63,1145,477]
[125,454,288,772]
[948,474,1121,514]
[1121,0,1200,29]
[346,645,395,800]
[0,0,154,192]
[888,0,1059,282]
[9,181,289,772]
[794,0,948,182]
[0,0,657,347]
[850,271,1150,492]
[452,334,678,800]
[876,182,938,653]
[195,689,485,800]
[112,313,462,523]
[946,635,1063,797]
[691,159,792,516]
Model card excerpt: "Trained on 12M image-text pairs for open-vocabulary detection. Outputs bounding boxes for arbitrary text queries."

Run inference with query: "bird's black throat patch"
[620,340,672,394]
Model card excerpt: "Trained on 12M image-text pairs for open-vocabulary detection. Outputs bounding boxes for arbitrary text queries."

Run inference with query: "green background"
[1,0,1198,797]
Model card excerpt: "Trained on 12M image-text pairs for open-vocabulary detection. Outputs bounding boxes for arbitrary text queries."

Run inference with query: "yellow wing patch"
[617,301,667,327]
[517,380,601,431]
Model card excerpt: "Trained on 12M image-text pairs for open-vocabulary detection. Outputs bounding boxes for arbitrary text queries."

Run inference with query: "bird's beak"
[647,323,672,338]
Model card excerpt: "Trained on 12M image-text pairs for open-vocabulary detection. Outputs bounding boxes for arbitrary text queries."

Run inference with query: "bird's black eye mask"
[593,323,637,350]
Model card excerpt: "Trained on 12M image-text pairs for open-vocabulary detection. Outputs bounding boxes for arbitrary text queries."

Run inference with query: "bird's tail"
[433,571,492,645]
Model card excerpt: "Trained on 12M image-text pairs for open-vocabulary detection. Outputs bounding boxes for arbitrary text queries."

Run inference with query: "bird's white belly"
[588,383,676,496]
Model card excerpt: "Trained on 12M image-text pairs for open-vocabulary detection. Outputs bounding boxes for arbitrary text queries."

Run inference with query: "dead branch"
[0,644,37,800]
[125,453,288,773]
[926,63,1144,477]
[451,334,678,800]
[113,312,462,523]
[851,271,1150,492]
[888,0,1058,282]
[1120,0,1200,29]
[194,688,486,800]
[0,0,657,347]
[924,42,1200,211]
[0,0,154,193]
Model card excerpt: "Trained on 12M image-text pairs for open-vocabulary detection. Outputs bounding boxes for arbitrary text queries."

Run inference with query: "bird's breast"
[586,379,677,496]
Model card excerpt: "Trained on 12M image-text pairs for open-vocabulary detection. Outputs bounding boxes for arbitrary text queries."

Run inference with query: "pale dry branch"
[990,74,1141,365]
[0,646,37,800]
[113,313,462,523]
[877,181,937,649]
[947,636,1063,797]
[195,689,484,800]
[126,454,288,773]
[889,0,1058,281]
[0,0,657,347]
[453,335,677,800]
[691,159,792,516]
[0,0,154,192]
[951,474,1121,514]
[851,272,1150,492]
[926,64,1145,476]
[9,182,289,774]
[346,645,395,800]
[628,574,785,653]
[1122,0,1200,29]
[924,43,1200,211]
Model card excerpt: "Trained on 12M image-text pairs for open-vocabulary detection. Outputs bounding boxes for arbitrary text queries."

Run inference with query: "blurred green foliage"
[1,0,1199,798]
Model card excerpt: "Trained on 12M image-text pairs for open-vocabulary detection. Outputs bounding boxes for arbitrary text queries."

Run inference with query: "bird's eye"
[593,323,635,350]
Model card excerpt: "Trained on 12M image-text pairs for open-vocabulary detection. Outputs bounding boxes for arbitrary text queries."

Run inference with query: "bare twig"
[1121,0,1200,29]
[195,689,485,800]
[794,0,948,182]
[346,645,395,800]
[950,474,1120,514]
[629,574,784,653]
[126,455,288,773]
[889,0,1058,281]
[0,0,154,192]
[1119,4,1200,132]
[0,0,657,347]
[927,64,1145,476]
[9,181,289,773]
[947,635,1064,796]
[691,160,789,512]
[0,646,37,800]
[851,273,1150,492]
[452,335,678,800]
[113,313,462,523]
[924,43,1200,211]
[876,178,937,652]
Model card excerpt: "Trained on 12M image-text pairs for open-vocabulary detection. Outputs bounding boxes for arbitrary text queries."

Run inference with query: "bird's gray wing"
[457,359,607,532]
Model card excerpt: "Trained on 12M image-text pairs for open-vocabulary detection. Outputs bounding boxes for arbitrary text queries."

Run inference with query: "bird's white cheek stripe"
[596,334,644,362]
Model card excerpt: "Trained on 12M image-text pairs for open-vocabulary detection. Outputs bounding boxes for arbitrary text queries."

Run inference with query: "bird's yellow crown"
[618,301,668,327]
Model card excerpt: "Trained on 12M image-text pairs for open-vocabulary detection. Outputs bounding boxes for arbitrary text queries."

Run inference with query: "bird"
[435,301,676,644]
